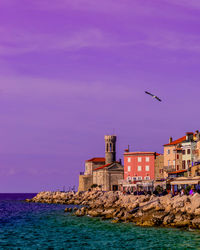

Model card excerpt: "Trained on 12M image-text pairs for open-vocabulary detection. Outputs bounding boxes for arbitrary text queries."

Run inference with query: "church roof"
[93,163,112,171]
[85,157,105,163]
[93,161,122,171]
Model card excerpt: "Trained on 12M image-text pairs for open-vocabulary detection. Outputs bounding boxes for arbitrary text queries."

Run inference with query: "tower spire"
[104,135,117,164]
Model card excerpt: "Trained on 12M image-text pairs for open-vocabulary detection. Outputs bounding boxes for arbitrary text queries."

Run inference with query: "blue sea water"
[0,194,200,249]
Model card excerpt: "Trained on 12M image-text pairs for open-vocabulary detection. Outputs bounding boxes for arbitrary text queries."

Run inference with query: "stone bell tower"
[105,135,116,164]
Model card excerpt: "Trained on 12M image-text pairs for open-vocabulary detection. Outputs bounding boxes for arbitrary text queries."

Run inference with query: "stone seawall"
[26,191,200,229]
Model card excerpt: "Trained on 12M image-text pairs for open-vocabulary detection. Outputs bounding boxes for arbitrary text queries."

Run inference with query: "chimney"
[124,145,130,152]
[186,132,193,142]
[169,137,173,144]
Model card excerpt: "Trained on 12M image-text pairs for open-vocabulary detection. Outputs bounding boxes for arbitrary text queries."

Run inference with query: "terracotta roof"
[124,152,160,156]
[168,170,187,174]
[164,136,186,146]
[93,163,112,171]
[85,157,105,162]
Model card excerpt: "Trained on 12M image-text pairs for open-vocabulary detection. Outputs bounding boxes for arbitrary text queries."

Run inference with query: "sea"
[0,194,200,249]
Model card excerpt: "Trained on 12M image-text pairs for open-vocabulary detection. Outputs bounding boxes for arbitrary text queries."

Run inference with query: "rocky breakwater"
[26,191,76,204]
[26,191,200,229]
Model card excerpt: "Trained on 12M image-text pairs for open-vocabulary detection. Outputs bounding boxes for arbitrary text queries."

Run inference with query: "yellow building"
[163,135,186,172]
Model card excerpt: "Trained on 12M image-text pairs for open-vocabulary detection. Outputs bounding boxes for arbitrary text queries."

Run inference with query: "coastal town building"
[181,132,196,170]
[124,151,158,181]
[93,161,124,191]
[84,157,105,175]
[194,130,200,164]
[163,132,200,175]
[122,151,161,192]
[154,154,165,180]
[78,135,124,192]
[163,135,186,173]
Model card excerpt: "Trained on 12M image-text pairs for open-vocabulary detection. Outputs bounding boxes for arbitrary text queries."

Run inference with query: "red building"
[124,152,159,182]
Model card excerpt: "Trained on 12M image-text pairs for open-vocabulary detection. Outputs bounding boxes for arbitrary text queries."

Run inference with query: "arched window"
[106,143,109,152]
[110,143,112,152]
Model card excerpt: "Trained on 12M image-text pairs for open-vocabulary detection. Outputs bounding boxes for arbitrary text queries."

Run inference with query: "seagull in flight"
[145,91,162,102]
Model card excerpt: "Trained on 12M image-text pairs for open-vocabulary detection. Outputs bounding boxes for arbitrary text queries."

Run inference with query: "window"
[138,176,142,180]
[167,149,170,154]
[132,177,137,181]
[128,157,131,162]
[187,160,191,167]
[187,149,191,154]
[177,165,179,170]
[138,166,142,171]
[127,176,131,181]
[159,169,163,174]
[138,157,142,162]
[144,176,150,180]
[146,157,149,162]
[182,160,186,169]
[128,166,131,172]
[177,154,179,159]
[145,165,150,171]
[182,150,185,155]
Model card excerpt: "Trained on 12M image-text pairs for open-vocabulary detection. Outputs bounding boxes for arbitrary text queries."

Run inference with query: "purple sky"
[0,0,200,192]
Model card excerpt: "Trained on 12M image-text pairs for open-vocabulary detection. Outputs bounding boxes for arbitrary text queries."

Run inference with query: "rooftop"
[164,136,186,146]
[85,157,105,163]
[124,152,160,156]
[93,163,112,171]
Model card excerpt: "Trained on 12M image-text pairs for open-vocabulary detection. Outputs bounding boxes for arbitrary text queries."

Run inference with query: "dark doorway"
[112,185,118,191]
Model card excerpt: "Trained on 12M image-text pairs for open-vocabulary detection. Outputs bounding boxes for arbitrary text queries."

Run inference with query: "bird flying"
[145,91,162,102]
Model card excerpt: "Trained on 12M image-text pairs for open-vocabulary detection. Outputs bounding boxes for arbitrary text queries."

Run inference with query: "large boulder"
[172,213,190,227]
[191,217,200,229]
[190,193,200,212]
[163,214,175,225]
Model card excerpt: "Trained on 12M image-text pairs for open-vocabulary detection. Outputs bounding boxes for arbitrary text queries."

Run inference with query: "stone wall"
[84,161,105,175]
[93,170,123,191]
[155,155,164,180]
[78,175,93,191]
[190,164,200,177]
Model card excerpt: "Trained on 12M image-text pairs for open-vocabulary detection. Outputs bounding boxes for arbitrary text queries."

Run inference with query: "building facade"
[154,154,165,180]
[79,157,105,192]
[180,132,196,170]
[163,136,186,172]
[84,157,105,175]
[93,162,124,191]
[194,130,200,164]
[124,152,158,181]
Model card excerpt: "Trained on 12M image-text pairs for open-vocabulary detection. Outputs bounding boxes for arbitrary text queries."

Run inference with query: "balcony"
[163,165,176,173]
